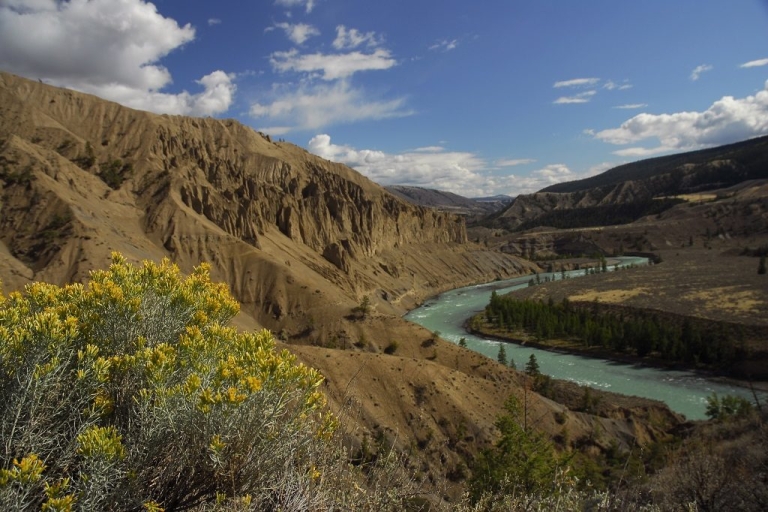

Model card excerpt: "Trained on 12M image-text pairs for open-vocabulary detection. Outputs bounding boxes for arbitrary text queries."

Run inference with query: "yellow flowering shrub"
[0,254,335,510]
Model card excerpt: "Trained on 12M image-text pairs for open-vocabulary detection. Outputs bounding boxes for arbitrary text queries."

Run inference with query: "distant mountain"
[542,135,768,194]
[385,185,511,215]
[487,136,768,231]
[473,194,515,203]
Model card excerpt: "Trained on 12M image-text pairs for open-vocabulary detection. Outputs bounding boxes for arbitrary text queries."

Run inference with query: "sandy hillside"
[0,72,683,499]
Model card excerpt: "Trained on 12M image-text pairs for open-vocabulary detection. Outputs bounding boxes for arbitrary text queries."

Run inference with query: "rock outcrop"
[0,71,531,329]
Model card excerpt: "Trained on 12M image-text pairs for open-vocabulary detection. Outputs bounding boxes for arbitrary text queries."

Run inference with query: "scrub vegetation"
[2,256,767,511]
[0,254,420,511]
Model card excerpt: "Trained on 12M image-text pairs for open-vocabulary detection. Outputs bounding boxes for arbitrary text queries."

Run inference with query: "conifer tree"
[525,354,541,377]
[497,343,508,365]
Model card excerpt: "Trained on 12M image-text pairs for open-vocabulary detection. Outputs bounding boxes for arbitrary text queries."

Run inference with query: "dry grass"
[519,249,768,328]
[567,287,651,304]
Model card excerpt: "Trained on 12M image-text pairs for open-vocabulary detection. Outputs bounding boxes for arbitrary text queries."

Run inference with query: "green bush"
[468,396,568,505]
[383,340,399,354]
[0,254,339,510]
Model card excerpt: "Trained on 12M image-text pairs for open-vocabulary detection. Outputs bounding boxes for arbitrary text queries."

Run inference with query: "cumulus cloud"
[270,48,396,80]
[595,81,768,156]
[553,90,596,104]
[554,78,600,88]
[274,0,315,14]
[690,64,713,81]
[333,25,382,50]
[250,80,412,131]
[308,134,494,195]
[741,58,768,68]
[510,163,607,192]
[273,22,320,45]
[0,0,235,116]
[493,164,599,195]
[307,135,592,196]
[429,39,458,52]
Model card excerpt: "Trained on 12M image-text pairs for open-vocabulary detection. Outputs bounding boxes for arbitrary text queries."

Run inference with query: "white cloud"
[270,48,396,80]
[612,146,675,158]
[250,80,412,131]
[613,103,648,109]
[85,70,236,116]
[531,164,574,183]
[554,78,600,88]
[553,90,596,104]
[273,22,320,45]
[495,158,536,167]
[741,58,768,68]
[595,80,768,155]
[604,80,632,91]
[308,134,495,195]
[690,64,713,81]
[0,0,235,116]
[274,0,315,14]
[496,165,588,195]
[208,18,221,26]
[307,135,592,197]
[333,25,382,50]
[509,163,607,193]
[429,39,459,52]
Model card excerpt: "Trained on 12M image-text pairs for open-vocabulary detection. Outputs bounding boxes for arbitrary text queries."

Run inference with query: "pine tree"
[525,354,541,377]
[468,397,563,501]
[497,343,507,365]
[458,337,467,348]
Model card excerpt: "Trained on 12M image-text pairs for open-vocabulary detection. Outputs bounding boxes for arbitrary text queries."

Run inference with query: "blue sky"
[1,0,768,196]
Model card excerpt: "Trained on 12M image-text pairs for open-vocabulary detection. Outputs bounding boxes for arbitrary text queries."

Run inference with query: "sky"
[1,0,768,197]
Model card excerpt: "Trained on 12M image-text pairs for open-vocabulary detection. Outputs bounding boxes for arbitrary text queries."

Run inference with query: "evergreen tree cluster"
[484,292,742,367]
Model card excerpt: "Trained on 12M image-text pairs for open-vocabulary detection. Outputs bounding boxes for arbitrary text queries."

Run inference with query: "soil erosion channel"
[405,257,756,420]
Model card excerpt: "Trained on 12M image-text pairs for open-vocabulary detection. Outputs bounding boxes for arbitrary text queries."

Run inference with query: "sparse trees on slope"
[468,396,564,503]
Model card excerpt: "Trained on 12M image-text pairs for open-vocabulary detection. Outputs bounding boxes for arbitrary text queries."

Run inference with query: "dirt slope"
[0,72,683,501]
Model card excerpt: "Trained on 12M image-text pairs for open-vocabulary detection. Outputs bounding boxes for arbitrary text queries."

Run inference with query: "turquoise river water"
[404,257,759,420]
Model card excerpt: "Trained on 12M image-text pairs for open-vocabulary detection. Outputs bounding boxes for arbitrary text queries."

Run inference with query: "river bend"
[404,257,757,420]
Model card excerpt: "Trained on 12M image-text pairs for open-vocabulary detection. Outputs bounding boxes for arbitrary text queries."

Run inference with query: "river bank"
[403,256,765,419]
[467,320,768,394]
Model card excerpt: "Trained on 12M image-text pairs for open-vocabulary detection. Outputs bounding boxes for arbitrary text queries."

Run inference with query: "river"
[404,257,758,420]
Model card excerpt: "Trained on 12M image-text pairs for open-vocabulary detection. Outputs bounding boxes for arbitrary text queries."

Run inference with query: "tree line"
[482,292,745,368]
